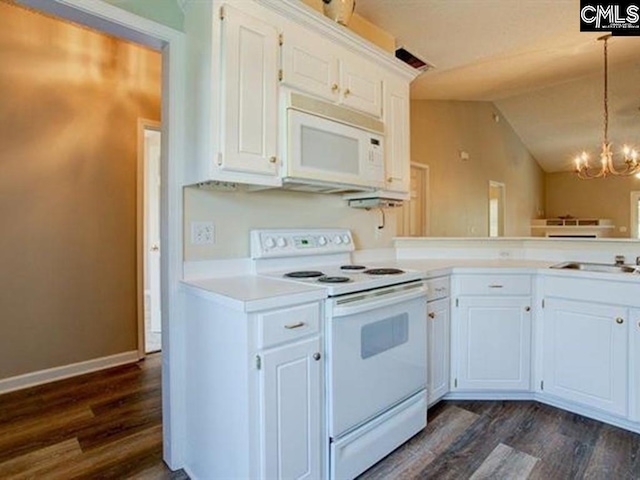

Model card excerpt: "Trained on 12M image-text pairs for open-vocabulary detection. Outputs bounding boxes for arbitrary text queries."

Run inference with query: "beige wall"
[546,172,640,237]
[0,3,161,379]
[184,187,397,260]
[411,101,545,237]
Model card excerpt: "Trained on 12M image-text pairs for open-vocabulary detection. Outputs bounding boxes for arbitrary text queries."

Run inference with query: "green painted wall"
[103,0,184,30]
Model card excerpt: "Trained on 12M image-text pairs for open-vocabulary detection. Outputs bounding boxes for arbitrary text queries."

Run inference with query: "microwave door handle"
[332,287,426,318]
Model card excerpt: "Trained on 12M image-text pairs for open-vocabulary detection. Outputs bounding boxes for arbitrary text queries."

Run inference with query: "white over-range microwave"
[282,93,385,193]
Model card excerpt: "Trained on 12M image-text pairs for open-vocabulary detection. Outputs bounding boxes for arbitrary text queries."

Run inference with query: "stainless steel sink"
[550,262,639,274]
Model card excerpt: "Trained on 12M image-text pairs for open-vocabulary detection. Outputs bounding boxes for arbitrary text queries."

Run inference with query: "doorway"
[13,0,185,469]
[398,163,430,236]
[489,181,505,237]
[139,121,162,354]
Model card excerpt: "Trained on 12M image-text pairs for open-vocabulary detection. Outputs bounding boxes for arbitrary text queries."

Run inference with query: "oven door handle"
[332,284,427,317]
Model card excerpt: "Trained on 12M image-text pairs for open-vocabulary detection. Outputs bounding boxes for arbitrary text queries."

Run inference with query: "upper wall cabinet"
[185,1,282,187]
[383,76,410,193]
[281,25,383,117]
[220,5,279,177]
[183,0,419,189]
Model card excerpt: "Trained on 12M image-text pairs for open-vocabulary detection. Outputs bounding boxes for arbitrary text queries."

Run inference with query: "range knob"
[334,235,343,245]
[318,236,327,246]
[264,237,276,249]
[276,237,287,248]
[342,234,351,244]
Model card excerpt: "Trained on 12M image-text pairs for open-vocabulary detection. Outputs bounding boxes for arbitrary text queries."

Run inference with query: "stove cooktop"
[270,265,422,296]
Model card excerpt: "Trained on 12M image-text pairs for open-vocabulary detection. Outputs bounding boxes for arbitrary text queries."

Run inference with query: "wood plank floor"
[2,356,639,479]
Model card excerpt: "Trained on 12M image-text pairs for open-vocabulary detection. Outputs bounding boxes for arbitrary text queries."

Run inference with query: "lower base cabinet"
[454,296,532,391]
[260,337,322,480]
[427,297,450,404]
[542,298,629,417]
[632,309,640,422]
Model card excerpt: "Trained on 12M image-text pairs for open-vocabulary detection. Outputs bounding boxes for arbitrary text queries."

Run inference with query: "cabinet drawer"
[258,302,320,349]
[425,276,450,301]
[457,275,531,296]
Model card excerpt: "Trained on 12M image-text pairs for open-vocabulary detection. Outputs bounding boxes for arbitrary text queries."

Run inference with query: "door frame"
[16,0,187,469]
[137,119,162,358]
[488,180,506,237]
[631,191,640,239]
[400,162,430,236]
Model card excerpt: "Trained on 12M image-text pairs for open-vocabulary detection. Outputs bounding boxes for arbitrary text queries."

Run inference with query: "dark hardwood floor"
[0,353,184,479]
[1,356,639,479]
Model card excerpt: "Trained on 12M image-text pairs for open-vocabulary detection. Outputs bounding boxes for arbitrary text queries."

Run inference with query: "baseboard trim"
[0,351,139,395]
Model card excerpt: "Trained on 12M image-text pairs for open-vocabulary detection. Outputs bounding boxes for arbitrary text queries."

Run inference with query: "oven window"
[361,314,409,359]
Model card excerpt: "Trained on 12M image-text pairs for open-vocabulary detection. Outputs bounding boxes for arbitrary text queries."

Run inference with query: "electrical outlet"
[191,221,215,245]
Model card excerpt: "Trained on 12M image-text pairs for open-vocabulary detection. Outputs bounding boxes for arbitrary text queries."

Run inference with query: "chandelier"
[574,34,639,179]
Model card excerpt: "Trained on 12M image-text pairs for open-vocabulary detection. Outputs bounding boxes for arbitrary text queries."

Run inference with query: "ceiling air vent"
[395,47,433,72]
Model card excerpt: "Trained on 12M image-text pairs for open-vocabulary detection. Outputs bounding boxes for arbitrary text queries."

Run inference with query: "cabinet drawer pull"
[284,321,305,330]
[488,284,503,288]
[428,312,436,319]
[616,317,624,325]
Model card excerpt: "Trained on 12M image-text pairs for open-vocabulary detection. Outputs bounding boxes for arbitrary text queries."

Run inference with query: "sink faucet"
[615,255,625,266]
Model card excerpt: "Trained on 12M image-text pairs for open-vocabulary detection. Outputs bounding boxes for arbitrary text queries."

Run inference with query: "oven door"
[327,281,427,438]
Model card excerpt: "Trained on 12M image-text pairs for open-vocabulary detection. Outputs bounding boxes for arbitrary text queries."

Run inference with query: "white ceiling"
[355,0,640,172]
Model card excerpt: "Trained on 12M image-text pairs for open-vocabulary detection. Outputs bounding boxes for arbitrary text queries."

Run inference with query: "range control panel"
[250,229,354,259]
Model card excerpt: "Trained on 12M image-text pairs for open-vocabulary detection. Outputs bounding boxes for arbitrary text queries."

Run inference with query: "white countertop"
[182,275,327,312]
[182,259,639,312]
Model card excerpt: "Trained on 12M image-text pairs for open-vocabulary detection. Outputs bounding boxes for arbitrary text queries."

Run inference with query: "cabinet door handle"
[525,306,531,312]
[344,88,351,96]
[269,156,277,164]
[488,284,503,289]
[313,352,321,361]
[331,83,339,93]
[428,312,436,319]
[284,321,305,329]
[616,317,624,325]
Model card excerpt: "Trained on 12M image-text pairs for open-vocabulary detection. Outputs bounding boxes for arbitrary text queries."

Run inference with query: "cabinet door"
[383,77,410,194]
[631,308,640,422]
[220,5,279,176]
[338,56,382,117]
[428,298,450,405]
[542,298,628,416]
[260,337,322,480]
[281,27,339,103]
[455,296,531,391]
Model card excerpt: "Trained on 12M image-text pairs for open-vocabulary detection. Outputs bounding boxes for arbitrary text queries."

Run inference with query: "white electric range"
[251,228,424,296]
[251,229,428,480]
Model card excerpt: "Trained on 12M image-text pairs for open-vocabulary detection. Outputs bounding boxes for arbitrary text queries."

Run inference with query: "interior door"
[145,128,162,336]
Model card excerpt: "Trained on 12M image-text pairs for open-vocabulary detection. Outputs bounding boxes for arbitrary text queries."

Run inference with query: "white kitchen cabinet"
[382,76,410,193]
[280,25,382,117]
[631,308,640,423]
[280,24,340,103]
[454,296,532,391]
[185,1,281,187]
[220,5,279,176]
[183,288,323,480]
[260,336,322,480]
[542,298,628,417]
[427,297,450,405]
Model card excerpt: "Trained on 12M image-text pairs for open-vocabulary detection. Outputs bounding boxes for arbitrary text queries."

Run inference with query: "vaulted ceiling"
[355,0,640,172]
